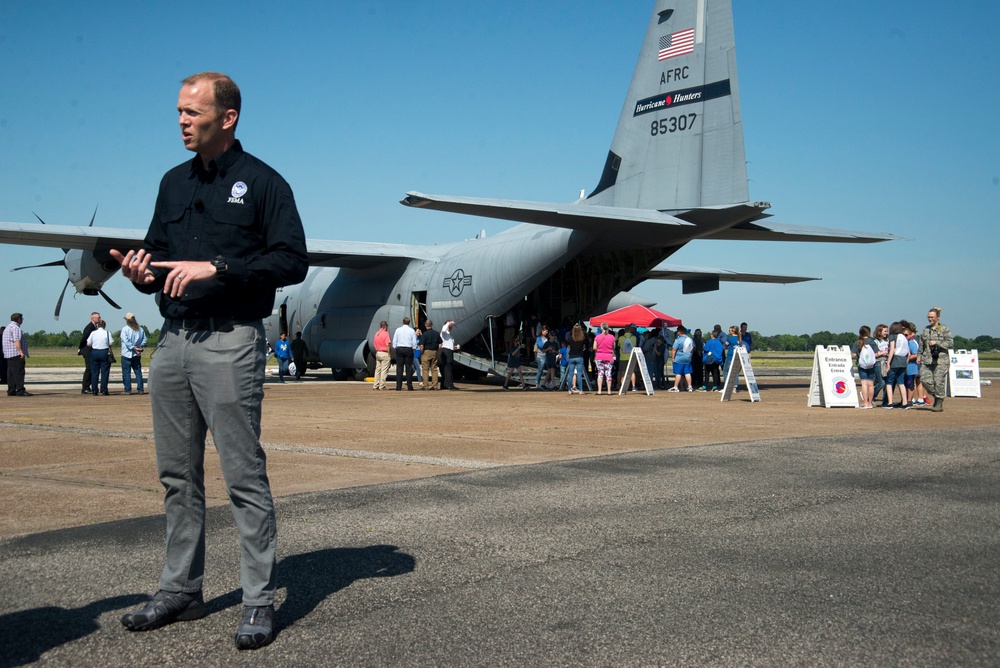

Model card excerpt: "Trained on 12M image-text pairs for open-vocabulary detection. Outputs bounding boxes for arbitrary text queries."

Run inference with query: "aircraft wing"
[401,191,712,246]
[306,240,440,268]
[644,263,818,295]
[402,192,893,249]
[404,193,900,245]
[0,222,441,270]
[0,222,147,251]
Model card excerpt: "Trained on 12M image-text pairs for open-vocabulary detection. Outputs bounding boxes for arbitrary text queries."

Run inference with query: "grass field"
[23,348,282,368]
[22,347,1000,368]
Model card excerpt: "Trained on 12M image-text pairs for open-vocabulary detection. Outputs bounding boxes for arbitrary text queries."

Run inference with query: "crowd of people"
[378,317,460,391]
[851,307,954,412]
[5,307,961,411]
[370,308,960,411]
[374,315,759,395]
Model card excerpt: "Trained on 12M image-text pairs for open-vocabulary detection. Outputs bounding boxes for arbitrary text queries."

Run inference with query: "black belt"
[166,317,259,332]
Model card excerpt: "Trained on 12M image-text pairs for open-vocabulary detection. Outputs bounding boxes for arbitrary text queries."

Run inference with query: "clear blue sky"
[2,1,998,338]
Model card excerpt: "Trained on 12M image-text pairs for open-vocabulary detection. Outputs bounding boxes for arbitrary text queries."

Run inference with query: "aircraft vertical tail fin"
[587,0,748,211]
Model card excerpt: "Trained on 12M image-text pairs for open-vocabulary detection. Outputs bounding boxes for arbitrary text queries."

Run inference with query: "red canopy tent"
[588,304,682,329]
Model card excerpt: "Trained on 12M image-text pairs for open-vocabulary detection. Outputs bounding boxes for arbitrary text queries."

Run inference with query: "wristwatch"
[212,256,228,281]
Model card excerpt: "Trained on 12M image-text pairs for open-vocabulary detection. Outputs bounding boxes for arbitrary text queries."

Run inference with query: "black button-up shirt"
[139,140,308,320]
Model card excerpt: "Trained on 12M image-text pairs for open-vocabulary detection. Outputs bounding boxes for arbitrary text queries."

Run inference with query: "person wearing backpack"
[884,321,910,409]
[902,320,928,406]
[852,325,878,409]
[669,325,694,392]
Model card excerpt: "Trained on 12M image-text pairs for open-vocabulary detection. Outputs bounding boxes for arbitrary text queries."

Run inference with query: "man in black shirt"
[78,312,100,394]
[419,319,441,390]
[112,72,307,650]
[290,331,309,380]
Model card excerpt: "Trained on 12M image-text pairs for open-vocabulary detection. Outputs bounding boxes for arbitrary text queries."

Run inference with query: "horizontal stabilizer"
[702,219,901,243]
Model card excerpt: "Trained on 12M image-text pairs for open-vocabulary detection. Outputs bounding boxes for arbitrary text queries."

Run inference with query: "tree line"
[25,329,161,349]
[21,328,999,353]
[750,331,998,353]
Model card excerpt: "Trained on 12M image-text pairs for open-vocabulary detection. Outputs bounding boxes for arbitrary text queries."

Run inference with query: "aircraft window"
[658,9,674,24]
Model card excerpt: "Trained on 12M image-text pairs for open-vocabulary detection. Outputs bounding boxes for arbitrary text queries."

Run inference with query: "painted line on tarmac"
[0,421,500,470]
[0,421,156,441]
[261,443,502,470]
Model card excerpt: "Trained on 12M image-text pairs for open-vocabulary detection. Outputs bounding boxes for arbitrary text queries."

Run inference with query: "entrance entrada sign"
[807,345,858,408]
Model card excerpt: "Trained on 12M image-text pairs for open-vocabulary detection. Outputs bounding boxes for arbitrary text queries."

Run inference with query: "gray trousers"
[151,321,276,606]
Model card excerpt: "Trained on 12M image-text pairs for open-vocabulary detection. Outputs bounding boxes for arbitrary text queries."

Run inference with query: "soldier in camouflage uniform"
[919,307,953,412]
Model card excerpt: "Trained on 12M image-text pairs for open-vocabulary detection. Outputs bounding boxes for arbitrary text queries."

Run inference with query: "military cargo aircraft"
[0,0,895,378]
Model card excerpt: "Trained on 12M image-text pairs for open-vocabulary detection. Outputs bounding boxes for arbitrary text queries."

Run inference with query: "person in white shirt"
[439,319,459,390]
[86,319,114,395]
[392,317,418,390]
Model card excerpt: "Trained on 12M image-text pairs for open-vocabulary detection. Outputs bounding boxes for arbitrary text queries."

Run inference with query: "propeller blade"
[99,289,121,310]
[33,211,71,253]
[54,279,71,320]
[88,205,98,228]
[11,259,66,272]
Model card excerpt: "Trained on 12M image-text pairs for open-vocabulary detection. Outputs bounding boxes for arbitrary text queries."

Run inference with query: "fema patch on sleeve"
[231,181,248,198]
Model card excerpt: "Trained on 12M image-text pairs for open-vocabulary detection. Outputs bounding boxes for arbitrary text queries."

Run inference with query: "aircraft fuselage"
[265,221,677,372]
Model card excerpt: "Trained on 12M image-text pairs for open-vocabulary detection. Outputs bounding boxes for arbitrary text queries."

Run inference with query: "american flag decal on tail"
[658,28,694,61]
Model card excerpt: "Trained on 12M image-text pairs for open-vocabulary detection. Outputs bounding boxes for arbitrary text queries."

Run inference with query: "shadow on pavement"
[0,593,147,668]
[203,544,417,636]
[0,545,414,666]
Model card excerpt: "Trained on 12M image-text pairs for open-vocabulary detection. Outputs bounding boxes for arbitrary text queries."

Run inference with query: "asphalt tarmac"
[1,371,999,665]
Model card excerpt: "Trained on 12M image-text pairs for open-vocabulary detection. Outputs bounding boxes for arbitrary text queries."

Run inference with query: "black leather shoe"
[121,590,206,631]
[235,604,275,650]
[15,390,32,397]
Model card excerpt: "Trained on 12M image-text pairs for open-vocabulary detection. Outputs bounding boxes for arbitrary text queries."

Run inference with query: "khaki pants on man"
[421,349,439,389]
[373,350,391,390]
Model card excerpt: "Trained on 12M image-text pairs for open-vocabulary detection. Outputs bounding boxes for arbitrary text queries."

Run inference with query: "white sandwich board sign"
[948,349,981,398]
[619,348,654,396]
[720,345,760,402]
[807,345,859,408]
